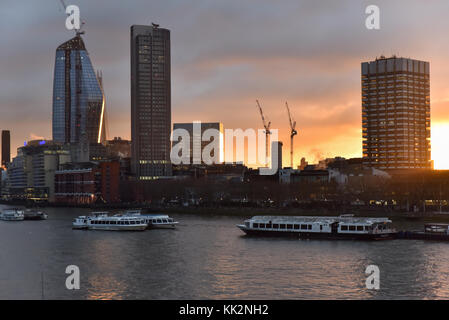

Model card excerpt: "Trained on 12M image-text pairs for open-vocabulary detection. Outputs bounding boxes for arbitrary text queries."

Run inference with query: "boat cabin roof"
[142,214,170,218]
[425,223,449,227]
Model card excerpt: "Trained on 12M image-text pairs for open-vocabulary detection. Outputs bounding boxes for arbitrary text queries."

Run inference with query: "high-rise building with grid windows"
[2,130,10,167]
[52,34,106,145]
[361,56,431,170]
[131,24,172,179]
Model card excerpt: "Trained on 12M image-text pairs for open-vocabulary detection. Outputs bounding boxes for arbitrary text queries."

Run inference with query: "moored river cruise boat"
[397,223,449,241]
[0,208,25,221]
[237,216,397,240]
[124,210,178,229]
[87,215,148,231]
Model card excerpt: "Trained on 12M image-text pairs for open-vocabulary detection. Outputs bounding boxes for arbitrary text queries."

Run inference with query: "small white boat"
[72,216,90,229]
[72,212,108,230]
[124,210,178,229]
[145,215,178,229]
[24,209,48,220]
[0,209,25,221]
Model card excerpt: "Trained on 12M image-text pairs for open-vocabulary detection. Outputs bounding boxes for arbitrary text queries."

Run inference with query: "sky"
[2,0,449,168]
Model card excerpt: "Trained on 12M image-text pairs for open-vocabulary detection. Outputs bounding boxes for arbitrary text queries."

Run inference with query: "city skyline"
[4,1,449,169]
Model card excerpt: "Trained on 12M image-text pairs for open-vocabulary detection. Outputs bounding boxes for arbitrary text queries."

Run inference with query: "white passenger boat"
[124,210,178,229]
[237,216,397,240]
[87,215,148,231]
[0,208,25,221]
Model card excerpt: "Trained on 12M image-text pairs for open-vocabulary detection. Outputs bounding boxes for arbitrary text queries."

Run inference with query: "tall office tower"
[1,130,10,166]
[52,33,106,145]
[362,56,431,170]
[131,24,172,179]
[173,122,224,164]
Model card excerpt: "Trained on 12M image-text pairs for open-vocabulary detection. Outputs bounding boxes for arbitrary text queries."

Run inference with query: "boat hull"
[397,231,449,241]
[148,223,178,229]
[88,225,147,231]
[24,214,48,220]
[238,227,396,240]
[0,216,24,221]
[72,225,88,230]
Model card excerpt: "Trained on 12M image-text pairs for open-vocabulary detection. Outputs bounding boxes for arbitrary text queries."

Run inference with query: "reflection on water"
[87,277,127,300]
[1,205,449,299]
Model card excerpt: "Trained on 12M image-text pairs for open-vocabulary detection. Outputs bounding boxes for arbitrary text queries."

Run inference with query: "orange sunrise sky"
[2,1,449,169]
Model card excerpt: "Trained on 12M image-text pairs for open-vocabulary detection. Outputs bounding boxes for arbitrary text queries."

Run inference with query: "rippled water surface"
[1,205,449,299]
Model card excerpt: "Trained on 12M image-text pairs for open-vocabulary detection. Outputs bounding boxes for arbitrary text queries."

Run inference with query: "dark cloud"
[1,0,449,166]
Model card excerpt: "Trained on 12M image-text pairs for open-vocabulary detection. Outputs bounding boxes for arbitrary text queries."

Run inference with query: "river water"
[0,205,449,300]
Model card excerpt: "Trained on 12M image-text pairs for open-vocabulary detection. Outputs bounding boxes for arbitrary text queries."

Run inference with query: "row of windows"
[90,220,144,225]
[341,225,370,231]
[253,223,316,230]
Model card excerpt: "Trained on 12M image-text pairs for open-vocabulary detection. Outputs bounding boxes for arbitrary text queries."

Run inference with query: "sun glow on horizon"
[432,123,449,170]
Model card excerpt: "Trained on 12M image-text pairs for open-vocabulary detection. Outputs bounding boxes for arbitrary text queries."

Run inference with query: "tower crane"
[285,102,297,168]
[256,100,271,162]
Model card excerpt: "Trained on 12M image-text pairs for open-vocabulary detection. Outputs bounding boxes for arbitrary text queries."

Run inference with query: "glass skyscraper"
[52,34,106,145]
[131,24,172,179]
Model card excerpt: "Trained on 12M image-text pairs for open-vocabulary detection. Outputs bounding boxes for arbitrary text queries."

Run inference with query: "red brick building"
[54,161,120,204]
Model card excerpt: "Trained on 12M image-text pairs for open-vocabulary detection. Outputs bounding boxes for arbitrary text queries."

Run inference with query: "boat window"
[287,224,293,229]
[341,225,348,231]
[130,221,135,225]
[153,219,157,223]
[280,224,286,229]
[365,226,371,231]
[157,219,162,223]
[253,223,259,228]
[320,225,323,231]
[301,224,307,230]
[259,223,266,228]
[294,224,299,230]
[308,225,312,230]
[273,224,279,228]
[349,226,356,231]
[357,226,363,231]
[168,218,173,222]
